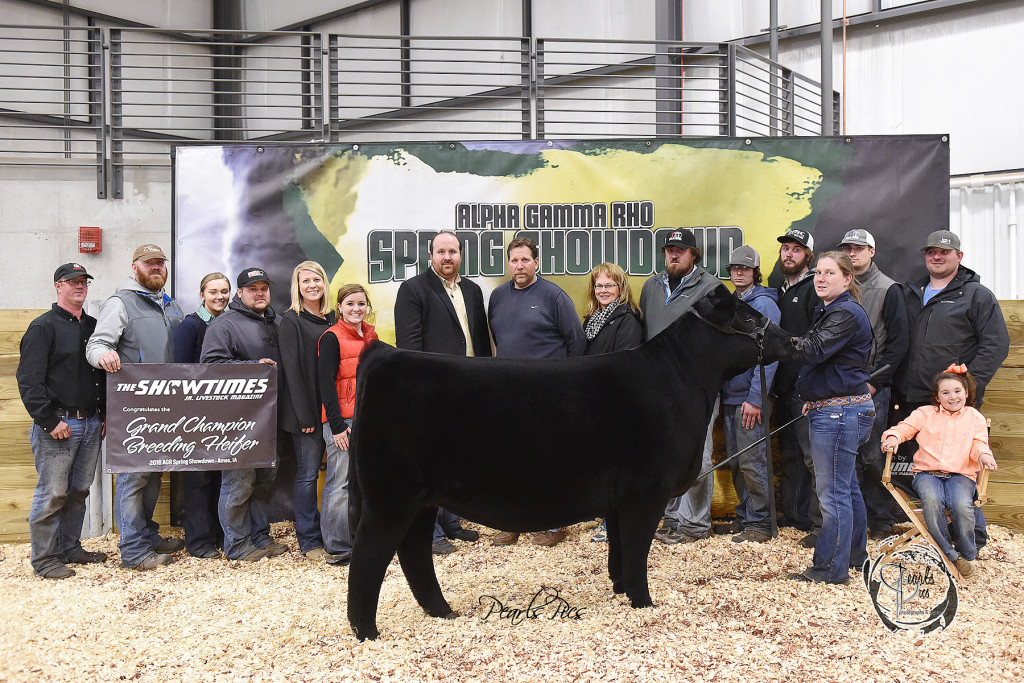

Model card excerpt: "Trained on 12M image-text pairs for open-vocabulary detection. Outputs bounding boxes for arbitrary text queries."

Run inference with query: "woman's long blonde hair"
[289,261,332,316]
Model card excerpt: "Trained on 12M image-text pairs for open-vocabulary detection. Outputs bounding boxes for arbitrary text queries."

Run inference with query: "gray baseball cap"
[839,229,875,248]
[921,230,961,251]
[728,245,760,268]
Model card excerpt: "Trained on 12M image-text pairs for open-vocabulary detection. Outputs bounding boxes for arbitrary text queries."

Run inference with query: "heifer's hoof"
[351,624,380,642]
[628,597,654,609]
[442,610,460,620]
[611,583,626,595]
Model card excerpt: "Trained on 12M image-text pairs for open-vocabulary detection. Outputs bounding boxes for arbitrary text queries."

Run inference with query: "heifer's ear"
[696,284,736,327]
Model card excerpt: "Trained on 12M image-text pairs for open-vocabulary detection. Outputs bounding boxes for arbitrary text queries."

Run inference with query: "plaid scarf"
[584,299,620,341]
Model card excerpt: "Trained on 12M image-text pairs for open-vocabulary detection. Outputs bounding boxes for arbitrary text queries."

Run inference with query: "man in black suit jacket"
[394,230,492,554]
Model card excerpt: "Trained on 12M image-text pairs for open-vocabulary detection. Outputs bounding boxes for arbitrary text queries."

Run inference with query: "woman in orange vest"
[317,283,378,565]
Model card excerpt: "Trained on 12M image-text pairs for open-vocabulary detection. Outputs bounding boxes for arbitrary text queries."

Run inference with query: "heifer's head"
[693,285,796,366]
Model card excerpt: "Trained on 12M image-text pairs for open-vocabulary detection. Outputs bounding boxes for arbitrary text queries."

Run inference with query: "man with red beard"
[87,244,185,570]
[772,229,821,546]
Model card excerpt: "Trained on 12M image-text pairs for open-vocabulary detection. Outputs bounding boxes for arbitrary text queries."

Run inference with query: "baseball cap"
[237,267,272,288]
[53,263,94,282]
[777,229,814,251]
[132,244,168,262]
[921,230,961,251]
[663,230,697,250]
[838,229,875,248]
[728,245,760,268]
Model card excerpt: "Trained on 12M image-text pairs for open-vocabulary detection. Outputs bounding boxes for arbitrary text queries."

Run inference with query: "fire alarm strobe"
[79,226,102,253]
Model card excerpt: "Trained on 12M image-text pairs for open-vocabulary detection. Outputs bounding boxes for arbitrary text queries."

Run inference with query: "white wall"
[685,1,1024,175]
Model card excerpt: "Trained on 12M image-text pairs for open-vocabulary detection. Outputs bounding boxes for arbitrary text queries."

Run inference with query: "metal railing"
[0,25,840,198]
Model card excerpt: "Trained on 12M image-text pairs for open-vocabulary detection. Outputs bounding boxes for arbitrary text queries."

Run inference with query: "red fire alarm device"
[79,226,102,253]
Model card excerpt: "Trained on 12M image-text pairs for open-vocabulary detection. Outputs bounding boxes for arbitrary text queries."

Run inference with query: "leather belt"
[58,408,96,420]
[803,393,872,412]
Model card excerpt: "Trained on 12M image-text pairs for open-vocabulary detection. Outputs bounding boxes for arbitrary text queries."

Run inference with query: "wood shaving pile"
[1,521,1021,682]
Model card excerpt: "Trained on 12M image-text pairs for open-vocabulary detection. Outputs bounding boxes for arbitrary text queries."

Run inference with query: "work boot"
[532,529,566,547]
[432,539,457,555]
[65,549,108,565]
[732,528,771,543]
[154,537,185,554]
[662,528,712,545]
[41,564,76,579]
[133,552,174,570]
[955,557,976,579]
[236,546,272,562]
[261,542,288,557]
[446,527,480,542]
[304,547,328,560]
[799,533,818,549]
[492,531,520,546]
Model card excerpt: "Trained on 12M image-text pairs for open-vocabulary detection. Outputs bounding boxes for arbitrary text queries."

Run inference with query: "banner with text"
[173,136,949,344]
[105,363,278,473]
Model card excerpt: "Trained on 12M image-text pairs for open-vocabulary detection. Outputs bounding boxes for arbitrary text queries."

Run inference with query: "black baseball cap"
[236,267,271,288]
[662,230,697,250]
[777,229,814,250]
[54,263,94,283]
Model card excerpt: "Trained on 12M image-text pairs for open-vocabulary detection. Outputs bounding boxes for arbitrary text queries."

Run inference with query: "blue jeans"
[664,398,718,535]
[29,416,102,575]
[322,420,353,556]
[855,386,899,530]
[723,403,771,532]
[115,471,164,567]
[219,466,276,559]
[291,430,326,553]
[913,472,978,563]
[806,401,874,582]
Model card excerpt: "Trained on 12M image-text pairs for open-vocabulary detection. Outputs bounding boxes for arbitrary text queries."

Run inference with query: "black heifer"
[347,285,794,640]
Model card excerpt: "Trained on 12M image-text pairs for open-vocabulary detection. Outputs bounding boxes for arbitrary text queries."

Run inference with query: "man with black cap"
[640,229,721,544]
[201,267,287,561]
[772,229,821,545]
[87,244,185,570]
[719,246,780,543]
[895,229,1009,551]
[837,228,909,540]
[17,264,106,579]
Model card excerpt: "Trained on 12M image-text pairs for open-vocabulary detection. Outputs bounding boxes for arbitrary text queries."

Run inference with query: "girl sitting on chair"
[881,365,997,579]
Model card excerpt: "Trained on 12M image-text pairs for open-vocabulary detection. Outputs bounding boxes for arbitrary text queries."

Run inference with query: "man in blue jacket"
[719,246,780,543]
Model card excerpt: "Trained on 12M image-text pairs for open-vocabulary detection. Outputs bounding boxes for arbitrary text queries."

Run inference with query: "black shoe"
[713,519,743,535]
[798,533,818,549]
[789,568,849,585]
[732,529,771,543]
[66,549,108,565]
[432,539,457,555]
[869,525,894,541]
[445,527,479,542]
[154,537,185,554]
[192,548,221,559]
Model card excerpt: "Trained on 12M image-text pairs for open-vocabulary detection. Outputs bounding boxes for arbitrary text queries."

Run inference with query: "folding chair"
[881,442,992,582]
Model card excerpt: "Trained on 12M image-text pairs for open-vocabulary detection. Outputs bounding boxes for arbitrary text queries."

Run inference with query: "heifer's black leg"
[347,506,417,641]
[617,500,665,608]
[397,506,457,620]
[605,510,626,594]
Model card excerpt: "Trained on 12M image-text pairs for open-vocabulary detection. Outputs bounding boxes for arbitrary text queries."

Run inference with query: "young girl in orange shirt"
[881,365,997,578]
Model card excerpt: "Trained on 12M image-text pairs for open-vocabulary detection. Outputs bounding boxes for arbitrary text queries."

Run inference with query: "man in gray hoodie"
[87,244,185,570]
[201,267,287,561]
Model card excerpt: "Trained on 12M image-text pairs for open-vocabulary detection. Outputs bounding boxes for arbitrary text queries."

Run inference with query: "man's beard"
[138,270,166,291]
[779,254,810,276]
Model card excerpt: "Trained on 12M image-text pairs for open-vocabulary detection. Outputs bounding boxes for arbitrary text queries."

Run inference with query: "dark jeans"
[913,472,978,563]
[776,389,820,533]
[855,386,900,531]
[291,430,326,553]
[182,470,222,556]
[29,415,102,575]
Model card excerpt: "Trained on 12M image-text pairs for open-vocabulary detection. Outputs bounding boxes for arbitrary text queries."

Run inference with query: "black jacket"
[774,272,820,395]
[583,305,643,356]
[897,265,1009,406]
[279,308,336,433]
[394,269,492,357]
[17,304,105,431]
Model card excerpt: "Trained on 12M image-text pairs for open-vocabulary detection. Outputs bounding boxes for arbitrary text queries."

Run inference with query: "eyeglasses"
[59,279,90,287]
[594,283,619,290]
